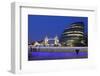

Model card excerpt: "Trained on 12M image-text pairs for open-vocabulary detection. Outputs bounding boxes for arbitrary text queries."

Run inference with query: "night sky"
[28,15,88,43]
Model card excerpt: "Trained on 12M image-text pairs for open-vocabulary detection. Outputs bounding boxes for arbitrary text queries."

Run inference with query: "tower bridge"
[33,36,61,47]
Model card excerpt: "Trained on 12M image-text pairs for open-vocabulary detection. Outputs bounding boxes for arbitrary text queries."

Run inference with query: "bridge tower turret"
[44,36,49,46]
[54,35,59,45]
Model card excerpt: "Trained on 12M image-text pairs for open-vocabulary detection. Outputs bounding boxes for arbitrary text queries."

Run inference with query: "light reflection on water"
[28,50,88,60]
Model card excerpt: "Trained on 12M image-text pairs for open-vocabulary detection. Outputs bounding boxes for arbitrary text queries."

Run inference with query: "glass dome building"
[60,22,87,47]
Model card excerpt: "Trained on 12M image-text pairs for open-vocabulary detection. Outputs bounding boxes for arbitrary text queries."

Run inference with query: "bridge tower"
[54,35,59,45]
[44,36,49,46]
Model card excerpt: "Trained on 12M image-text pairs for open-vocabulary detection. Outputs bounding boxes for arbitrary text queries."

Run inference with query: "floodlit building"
[44,36,61,47]
[44,36,49,46]
[32,36,61,47]
[33,41,40,47]
[60,22,87,47]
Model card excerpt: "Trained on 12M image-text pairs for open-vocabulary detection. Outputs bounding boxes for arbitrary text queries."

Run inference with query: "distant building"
[60,22,87,47]
[44,36,49,46]
[33,41,40,47]
[33,36,61,47]
[44,36,61,47]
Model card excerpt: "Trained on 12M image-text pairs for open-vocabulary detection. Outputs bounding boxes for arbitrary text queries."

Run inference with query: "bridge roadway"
[29,47,88,52]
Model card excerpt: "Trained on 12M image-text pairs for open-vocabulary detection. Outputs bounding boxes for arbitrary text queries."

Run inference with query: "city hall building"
[60,22,87,47]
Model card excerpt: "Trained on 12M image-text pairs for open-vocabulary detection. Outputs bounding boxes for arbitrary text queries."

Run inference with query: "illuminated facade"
[60,22,87,47]
[33,36,61,47]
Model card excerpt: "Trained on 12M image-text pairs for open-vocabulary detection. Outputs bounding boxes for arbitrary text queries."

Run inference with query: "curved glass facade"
[60,22,87,47]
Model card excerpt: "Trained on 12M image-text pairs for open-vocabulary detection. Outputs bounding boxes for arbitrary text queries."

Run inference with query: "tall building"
[60,22,87,47]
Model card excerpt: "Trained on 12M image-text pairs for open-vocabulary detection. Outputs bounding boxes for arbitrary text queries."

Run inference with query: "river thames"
[28,47,88,60]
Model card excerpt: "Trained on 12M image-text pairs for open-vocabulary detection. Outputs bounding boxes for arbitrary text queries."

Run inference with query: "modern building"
[60,22,87,47]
